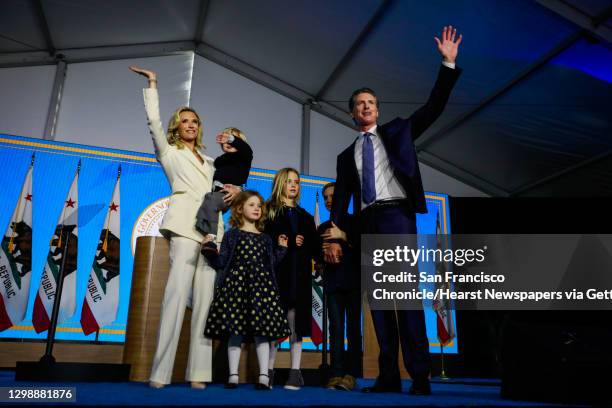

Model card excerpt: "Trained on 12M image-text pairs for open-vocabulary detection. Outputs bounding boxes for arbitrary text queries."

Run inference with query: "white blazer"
[143,88,223,242]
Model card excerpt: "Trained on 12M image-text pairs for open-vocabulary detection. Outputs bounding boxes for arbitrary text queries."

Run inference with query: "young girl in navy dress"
[264,168,318,390]
[202,190,290,390]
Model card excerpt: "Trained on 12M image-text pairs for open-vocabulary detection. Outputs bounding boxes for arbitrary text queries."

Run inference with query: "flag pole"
[439,343,450,380]
[40,228,71,364]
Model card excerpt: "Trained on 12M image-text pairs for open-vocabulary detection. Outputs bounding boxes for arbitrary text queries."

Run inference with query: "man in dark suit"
[327,26,463,396]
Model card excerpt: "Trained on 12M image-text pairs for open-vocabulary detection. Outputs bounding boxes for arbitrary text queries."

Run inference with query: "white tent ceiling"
[1,0,610,196]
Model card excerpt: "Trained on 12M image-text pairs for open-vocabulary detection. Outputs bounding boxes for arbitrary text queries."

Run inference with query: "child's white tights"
[228,335,271,386]
[268,308,303,371]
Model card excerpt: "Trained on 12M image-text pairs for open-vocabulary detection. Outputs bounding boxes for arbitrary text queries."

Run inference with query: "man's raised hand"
[434,26,462,64]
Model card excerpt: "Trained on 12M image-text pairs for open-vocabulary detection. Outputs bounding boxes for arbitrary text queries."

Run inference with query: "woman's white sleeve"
[143,88,169,157]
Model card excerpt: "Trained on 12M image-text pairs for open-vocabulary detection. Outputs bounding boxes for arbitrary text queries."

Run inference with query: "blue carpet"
[0,370,583,407]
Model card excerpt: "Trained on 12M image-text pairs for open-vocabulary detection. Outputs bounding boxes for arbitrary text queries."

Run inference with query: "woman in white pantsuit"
[130,66,240,389]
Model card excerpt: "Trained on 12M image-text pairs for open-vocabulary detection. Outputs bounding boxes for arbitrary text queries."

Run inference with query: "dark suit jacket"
[331,65,462,228]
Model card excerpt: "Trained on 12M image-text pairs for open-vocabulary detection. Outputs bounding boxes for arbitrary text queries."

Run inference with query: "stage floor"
[0,370,582,407]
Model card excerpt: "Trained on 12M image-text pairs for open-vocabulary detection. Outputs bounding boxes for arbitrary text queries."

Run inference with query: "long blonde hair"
[265,167,300,221]
[166,107,204,149]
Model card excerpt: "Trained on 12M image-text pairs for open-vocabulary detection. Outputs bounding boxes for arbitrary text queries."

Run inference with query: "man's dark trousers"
[361,204,430,388]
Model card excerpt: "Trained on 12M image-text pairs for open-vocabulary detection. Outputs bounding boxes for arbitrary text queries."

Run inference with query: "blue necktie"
[361,132,376,205]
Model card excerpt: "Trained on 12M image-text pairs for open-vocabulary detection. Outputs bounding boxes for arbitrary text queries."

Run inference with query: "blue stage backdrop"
[0,134,457,354]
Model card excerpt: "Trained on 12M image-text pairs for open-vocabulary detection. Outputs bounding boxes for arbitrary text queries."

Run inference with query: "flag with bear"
[32,162,80,333]
[0,155,35,331]
[311,191,324,346]
[81,168,120,335]
[432,210,455,346]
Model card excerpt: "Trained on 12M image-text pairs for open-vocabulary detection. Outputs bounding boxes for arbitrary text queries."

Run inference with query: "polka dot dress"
[204,230,290,340]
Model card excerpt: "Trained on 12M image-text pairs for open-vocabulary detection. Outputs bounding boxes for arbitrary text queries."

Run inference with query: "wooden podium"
[123,236,189,382]
[123,236,259,383]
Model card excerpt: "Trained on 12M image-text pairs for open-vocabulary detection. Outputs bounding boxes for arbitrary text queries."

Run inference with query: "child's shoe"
[284,369,304,390]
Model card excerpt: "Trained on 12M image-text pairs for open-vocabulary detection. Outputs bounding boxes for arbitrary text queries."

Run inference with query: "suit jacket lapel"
[182,148,210,178]
[346,139,362,209]
[347,139,359,185]
[377,125,407,177]
[377,125,394,166]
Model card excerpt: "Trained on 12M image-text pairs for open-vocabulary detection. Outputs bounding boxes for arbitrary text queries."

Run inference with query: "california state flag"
[432,210,455,346]
[81,175,120,335]
[32,167,79,333]
[311,192,324,346]
[0,162,34,331]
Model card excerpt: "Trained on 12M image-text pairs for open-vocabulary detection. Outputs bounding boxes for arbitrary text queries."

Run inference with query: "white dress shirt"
[353,62,455,209]
[354,124,408,210]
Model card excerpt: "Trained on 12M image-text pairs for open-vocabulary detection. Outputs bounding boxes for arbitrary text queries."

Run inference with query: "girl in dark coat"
[202,190,290,390]
[264,167,318,390]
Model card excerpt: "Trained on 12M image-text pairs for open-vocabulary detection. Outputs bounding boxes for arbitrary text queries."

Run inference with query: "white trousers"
[149,236,216,384]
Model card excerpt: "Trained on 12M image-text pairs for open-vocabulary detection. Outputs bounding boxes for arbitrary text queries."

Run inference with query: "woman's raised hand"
[129,66,158,88]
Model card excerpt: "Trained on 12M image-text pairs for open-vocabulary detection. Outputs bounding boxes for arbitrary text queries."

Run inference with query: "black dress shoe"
[408,380,431,396]
[224,374,239,389]
[254,374,271,390]
[361,382,402,393]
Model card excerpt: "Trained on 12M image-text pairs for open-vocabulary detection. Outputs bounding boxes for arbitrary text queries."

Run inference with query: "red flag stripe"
[80,299,99,335]
[436,311,451,345]
[0,295,14,331]
[32,294,50,333]
[310,318,323,346]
